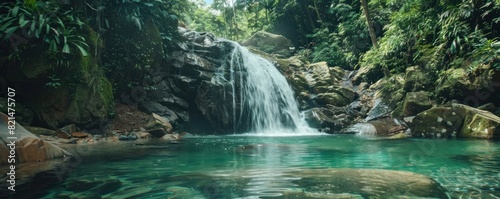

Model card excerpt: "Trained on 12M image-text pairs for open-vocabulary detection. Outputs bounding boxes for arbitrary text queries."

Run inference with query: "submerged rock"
[287,169,448,198]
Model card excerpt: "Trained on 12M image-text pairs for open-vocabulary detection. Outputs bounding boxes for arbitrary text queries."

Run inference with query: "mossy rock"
[453,103,500,139]
[410,106,465,138]
[352,64,384,84]
[315,93,350,107]
[403,66,436,92]
[401,91,432,117]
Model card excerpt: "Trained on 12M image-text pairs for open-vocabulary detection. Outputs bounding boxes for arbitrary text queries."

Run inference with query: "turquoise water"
[23,135,500,198]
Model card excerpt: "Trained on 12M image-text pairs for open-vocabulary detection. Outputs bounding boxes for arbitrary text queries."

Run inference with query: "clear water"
[24,135,500,198]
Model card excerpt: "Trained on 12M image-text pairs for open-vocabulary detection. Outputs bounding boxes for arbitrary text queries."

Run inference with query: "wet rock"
[242,31,295,57]
[316,93,350,107]
[454,103,500,139]
[401,91,432,117]
[0,113,71,164]
[133,131,152,139]
[288,169,448,198]
[341,117,406,136]
[72,132,91,138]
[303,107,357,133]
[161,133,180,141]
[147,128,168,138]
[410,106,465,138]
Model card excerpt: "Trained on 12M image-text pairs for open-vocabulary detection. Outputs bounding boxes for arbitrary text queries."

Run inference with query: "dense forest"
[0,0,499,131]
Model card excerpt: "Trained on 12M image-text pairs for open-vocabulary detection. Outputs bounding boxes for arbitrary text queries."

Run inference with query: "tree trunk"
[360,0,378,49]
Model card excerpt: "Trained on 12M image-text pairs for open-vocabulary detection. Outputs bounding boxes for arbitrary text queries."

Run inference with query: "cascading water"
[213,40,316,135]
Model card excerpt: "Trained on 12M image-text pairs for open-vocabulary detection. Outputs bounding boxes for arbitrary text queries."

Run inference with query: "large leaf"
[62,43,70,53]
[11,6,19,16]
[74,43,89,56]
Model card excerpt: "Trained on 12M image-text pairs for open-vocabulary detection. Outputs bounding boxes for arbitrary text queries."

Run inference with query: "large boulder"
[0,113,71,164]
[351,64,384,85]
[403,66,437,92]
[410,103,500,139]
[401,91,433,117]
[410,106,465,138]
[242,31,295,57]
[454,103,500,139]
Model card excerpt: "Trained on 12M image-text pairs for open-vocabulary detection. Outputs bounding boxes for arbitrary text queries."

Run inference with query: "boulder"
[401,91,432,117]
[403,66,436,92]
[0,113,71,164]
[340,117,406,136]
[352,64,384,84]
[71,132,91,138]
[0,98,34,125]
[410,106,465,138]
[242,31,295,57]
[454,103,500,139]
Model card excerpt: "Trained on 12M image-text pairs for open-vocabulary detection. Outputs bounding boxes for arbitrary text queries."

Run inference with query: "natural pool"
[14,135,500,198]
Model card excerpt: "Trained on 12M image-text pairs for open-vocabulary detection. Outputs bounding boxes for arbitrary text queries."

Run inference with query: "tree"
[360,0,378,49]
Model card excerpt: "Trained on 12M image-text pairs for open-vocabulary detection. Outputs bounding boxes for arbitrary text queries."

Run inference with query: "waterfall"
[214,40,317,135]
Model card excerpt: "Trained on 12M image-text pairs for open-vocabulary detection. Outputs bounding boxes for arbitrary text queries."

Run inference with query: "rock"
[315,93,350,107]
[454,103,500,139]
[434,66,499,104]
[340,117,406,136]
[118,135,130,141]
[195,80,237,133]
[410,106,465,138]
[287,169,448,198]
[477,102,498,112]
[72,132,91,138]
[147,128,168,138]
[55,124,77,139]
[401,91,432,117]
[152,113,173,133]
[403,66,436,92]
[0,113,71,164]
[304,105,362,134]
[304,62,334,88]
[133,131,152,139]
[23,126,55,136]
[242,31,295,57]
[352,64,384,84]
[161,133,180,141]
[140,102,179,125]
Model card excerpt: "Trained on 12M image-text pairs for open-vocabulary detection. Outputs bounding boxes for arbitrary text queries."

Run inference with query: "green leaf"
[4,26,18,39]
[62,43,70,53]
[75,44,89,56]
[46,24,50,35]
[11,6,19,16]
[30,21,36,33]
[49,40,57,52]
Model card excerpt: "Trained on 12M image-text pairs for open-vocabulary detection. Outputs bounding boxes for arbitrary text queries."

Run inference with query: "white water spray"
[214,40,317,135]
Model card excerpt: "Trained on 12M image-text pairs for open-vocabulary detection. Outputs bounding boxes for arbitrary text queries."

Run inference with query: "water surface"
[31,135,500,198]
